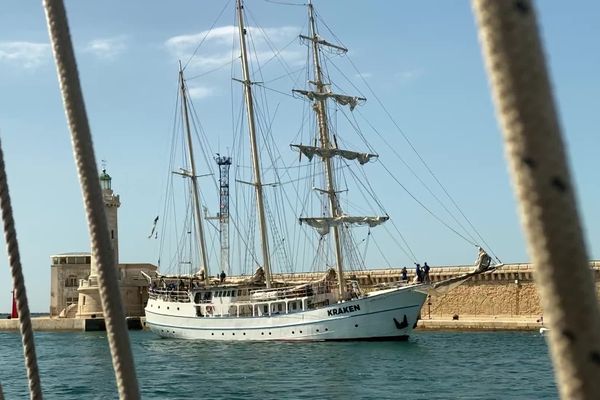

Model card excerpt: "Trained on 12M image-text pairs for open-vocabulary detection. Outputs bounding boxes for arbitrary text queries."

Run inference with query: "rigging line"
[44,0,139,396]
[182,0,232,71]
[339,159,383,215]
[0,139,43,400]
[385,220,418,263]
[252,100,321,260]
[263,66,305,85]
[360,229,371,268]
[355,110,480,245]
[346,56,500,260]
[246,7,306,80]
[370,230,394,268]
[158,81,185,263]
[379,159,478,247]
[255,82,296,99]
[186,58,238,81]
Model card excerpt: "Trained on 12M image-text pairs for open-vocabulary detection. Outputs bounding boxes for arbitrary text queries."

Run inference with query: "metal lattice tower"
[215,155,232,275]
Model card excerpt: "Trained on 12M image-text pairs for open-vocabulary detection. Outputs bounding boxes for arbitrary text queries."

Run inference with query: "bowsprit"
[327,304,361,316]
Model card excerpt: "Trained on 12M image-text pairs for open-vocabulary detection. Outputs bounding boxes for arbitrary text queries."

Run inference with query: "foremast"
[236,0,273,288]
[178,64,210,284]
[294,2,388,298]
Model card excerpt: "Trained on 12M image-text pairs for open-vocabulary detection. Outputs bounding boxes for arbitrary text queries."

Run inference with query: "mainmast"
[236,0,273,288]
[179,65,210,284]
[306,2,345,297]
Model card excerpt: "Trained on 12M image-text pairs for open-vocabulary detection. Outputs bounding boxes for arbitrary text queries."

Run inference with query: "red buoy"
[11,290,18,319]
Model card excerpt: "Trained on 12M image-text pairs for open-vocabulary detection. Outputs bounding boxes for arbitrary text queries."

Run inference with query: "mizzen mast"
[178,64,210,284]
[236,0,273,288]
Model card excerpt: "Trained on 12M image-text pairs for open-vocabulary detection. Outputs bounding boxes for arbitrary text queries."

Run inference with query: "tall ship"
[144,0,493,341]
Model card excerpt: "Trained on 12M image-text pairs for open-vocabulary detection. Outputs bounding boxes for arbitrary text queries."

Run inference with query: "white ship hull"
[145,284,429,341]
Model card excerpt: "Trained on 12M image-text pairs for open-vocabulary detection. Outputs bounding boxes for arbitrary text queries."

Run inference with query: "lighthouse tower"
[77,168,121,318]
[96,169,120,271]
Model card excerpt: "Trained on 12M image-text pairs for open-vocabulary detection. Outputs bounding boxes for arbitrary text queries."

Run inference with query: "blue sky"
[0,1,598,312]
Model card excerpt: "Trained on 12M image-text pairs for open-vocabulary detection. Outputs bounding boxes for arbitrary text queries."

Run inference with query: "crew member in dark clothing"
[415,263,422,283]
[220,270,226,283]
[423,262,431,283]
[401,267,408,282]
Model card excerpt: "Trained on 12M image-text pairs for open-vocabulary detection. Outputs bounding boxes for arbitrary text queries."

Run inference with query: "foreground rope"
[43,1,140,399]
[472,1,600,398]
[0,139,43,399]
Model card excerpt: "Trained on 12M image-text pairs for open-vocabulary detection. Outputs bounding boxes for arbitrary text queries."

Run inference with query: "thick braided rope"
[472,1,600,398]
[0,140,43,399]
[42,1,140,399]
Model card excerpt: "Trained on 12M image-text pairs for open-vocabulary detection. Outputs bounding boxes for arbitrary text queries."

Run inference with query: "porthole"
[158,306,160,309]
[316,329,320,332]
[292,331,295,334]
[232,333,235,336]
[269,332,272,335]
[167,307,170,310]
[299,330,302,333]
[325,328,328,331]
[177,307,180,311]
[211,333,214,336]
[355,324,358,328]
[222,333,225,336]
[261,332,264,335]
[243,333,246,336]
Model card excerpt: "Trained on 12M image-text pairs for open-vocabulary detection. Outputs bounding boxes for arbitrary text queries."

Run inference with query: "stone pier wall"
[426,262,599,318]
[273,261,600,318]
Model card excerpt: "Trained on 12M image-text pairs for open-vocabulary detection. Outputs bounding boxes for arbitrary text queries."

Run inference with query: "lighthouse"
[95,169,121,273]
[77,168,121,318]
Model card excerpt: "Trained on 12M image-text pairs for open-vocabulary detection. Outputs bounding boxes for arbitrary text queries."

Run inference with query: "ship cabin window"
[292,302,297,311]
[277,303,283,312]
[231,291,236,298]
[263,305,268,314]
[226,291,231,297]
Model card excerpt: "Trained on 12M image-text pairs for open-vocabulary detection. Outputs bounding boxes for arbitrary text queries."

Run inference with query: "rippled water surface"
[0,330,557,399]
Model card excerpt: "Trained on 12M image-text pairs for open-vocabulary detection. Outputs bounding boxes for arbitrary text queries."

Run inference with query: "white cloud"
[188,86,214,100]
[394,69,423,83]
[354,72,372,79]
[165,25,303,71]
[84,37,127,60]
[0,41,50,69]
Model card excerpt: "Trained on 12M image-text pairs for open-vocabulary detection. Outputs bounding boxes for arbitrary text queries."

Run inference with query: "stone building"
[49,169,157,319]
[49,252,92,317]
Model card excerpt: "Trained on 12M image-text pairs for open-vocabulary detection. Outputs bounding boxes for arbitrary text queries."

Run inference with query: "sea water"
[0,330,557,399]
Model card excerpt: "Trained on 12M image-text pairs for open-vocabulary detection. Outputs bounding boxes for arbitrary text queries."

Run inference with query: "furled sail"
[292,89,366,111]
[291,144,378,165]
[300,215,389,235]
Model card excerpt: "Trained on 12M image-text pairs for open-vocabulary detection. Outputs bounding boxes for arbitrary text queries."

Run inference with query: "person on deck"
[415,263,422,283]
[401,267,408,282]
[220,271,226,283]
[423,262,431,283]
